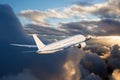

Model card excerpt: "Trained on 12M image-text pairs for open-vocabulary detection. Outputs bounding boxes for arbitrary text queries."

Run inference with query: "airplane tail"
[32,34,45,50]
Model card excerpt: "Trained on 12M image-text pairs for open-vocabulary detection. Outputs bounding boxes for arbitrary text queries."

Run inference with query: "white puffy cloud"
[17,1,105,26]
[19,0,120,26]
[18,0,120,26]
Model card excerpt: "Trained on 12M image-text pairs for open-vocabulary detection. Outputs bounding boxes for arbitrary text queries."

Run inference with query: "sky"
[0,0,106,26]
[1,0,120,37]
[0,0,75,12]
[1,1,120,80]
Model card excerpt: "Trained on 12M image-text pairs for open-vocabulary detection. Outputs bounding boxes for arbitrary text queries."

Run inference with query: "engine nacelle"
[76,42,86,48]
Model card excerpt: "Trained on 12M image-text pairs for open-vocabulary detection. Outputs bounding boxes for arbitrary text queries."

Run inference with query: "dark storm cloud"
[85,44,110,55]
[24,24,69,41]
[108,45,120,69]
[58,19,120,36]
[97,0,120,18]
[25,24,68,36]
[56,48,85,80]
[0,4,31,43]
[0,69,39,80]
[0,4,36,78]
[59,22,90,36]
[80,65,103,80]
[83,73,102,80]
[0,4,95,80]
[2,4,120,80]
[79,65,90,79]
[98,20,120,35]
[25,19,120,40]
[24,0,120,36]
[80,64,102,80]
[72,0,120,19]
[75,0,120,19]
[80,53,108,79]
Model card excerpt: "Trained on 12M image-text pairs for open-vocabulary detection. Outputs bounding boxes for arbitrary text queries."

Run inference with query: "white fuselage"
[38,35,86,53]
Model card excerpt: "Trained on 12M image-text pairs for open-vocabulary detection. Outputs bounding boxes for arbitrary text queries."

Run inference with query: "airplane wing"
[10,44,37,48]
[54,42,85,52]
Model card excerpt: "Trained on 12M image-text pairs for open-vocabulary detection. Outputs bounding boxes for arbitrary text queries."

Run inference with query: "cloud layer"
[1,3,120,80]
[19,0,120,38]
[18,0,120,26]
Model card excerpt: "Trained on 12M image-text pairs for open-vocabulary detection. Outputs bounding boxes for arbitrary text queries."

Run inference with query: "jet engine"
[76,42,86,48]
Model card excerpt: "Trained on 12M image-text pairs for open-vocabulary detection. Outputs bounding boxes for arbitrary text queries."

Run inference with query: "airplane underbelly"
[38,48,63,54]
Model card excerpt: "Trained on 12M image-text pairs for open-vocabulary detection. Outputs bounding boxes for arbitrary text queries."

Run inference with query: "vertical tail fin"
[32,34,45,50]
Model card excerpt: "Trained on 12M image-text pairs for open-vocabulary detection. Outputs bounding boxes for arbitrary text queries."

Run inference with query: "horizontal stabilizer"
[10,44,36,48]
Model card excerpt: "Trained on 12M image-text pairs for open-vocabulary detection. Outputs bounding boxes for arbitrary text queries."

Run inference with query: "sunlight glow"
[91,36,120,47]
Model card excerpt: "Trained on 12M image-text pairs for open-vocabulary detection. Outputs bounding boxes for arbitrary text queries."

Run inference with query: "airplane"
[11,34,91,54]
[32,34,91,54]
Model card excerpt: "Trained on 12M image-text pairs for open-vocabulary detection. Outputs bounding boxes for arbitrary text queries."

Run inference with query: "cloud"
[0,5,87,80]
[0,70,39,80]
[24,24,69,41]
[110,69,120,80]
[75,0,120,19]
[17,3,103,26]
[58,19,120,36]
[83,73,102,80]
[0,6,88,80]
[0,4,25,42]
[98,0,120,18]
[108,45,120,69]
[80,53,108,79]
[85,44,110,55]
[62,48,86,80]
[18,9,65,26]
[18,0,120,27]
[24,19,120,42]
[2,4,120,80]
